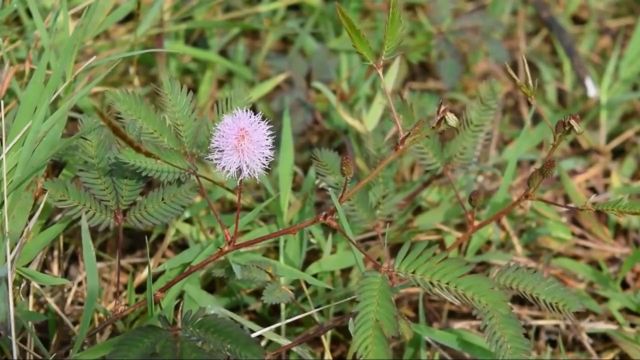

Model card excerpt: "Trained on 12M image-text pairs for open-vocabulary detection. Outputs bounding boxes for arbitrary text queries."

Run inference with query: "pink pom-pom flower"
[207,108,274,180]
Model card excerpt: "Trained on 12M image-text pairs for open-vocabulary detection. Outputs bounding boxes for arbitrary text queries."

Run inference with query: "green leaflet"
[382,0,404,60]
[350,272,399,359]
[394,242,530,359]
[336,4,376,64]
[492,264,583,318]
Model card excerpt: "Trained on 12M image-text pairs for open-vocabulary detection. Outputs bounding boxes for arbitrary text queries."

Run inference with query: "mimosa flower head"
[207,108,274,180]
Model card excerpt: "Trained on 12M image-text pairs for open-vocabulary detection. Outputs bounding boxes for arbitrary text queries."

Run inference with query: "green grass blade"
[71,215,100,355]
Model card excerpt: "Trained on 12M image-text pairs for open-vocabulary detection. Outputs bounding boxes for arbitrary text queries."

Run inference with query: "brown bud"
[541,159,556,179]
[340,154,353,179]
[555,119,567,138]
[527,169,543,190]
[468,189,486,209]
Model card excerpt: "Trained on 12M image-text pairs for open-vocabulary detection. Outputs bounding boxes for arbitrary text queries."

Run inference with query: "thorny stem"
[233,179,243,243]
[194,174,231,244]
[375,65,404,141]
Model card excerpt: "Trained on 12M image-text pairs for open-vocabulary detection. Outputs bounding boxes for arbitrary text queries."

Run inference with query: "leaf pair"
[336,0,404,64]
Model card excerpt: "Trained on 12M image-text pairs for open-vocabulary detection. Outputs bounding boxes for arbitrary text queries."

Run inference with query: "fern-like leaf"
[591,197,640,216]
[413,134,444,172]
[106,313,263,359]
[445,81,499,167]
[492,264,583,318]
[106,325,174,359]
[45,179,112,229]
[159,77,197,150]
[351,271,399,359]
[118,148,189,182]
[182,314,265,359]
[108,90,180,149]
[312,148,344,191]
[125,183,196,228]
[394,243,530,359]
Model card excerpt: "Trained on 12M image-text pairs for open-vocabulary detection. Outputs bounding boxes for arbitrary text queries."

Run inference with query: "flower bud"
[468,189,486,209]
[340,154,353,179]
[555,119,567,138]
[541,159,556,179]
[444,111,460,129]
[527,169,543,190]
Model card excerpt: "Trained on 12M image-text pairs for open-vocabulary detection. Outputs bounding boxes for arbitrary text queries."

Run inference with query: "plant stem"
[375,66,404,141]
[444,167,472,227]
[446,132,566,253]
[446,192,529,252]
[194,174,231,244]
[323,219,383,271]
[233,179,243,243]
[266,314,350,359]
[532,196,589,212]
[342,144,407,203]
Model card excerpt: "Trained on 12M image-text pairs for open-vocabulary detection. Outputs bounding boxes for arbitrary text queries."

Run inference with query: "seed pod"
[340,154,353,179]
[541,159,556,179]
[527,169,543,190]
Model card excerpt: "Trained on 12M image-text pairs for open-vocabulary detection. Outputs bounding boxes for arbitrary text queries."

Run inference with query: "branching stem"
[323,219,383,271]
[375,65,404,142]
[446,133,565,252]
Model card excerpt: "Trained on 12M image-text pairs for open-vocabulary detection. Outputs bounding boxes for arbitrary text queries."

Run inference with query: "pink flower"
[208,108,274,180]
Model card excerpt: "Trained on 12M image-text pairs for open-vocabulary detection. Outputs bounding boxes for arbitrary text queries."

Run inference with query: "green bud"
[527,169,544,190]
[444,111,460,129]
